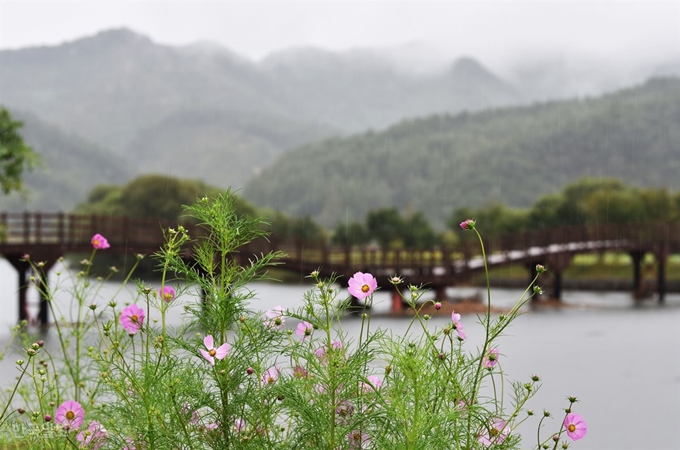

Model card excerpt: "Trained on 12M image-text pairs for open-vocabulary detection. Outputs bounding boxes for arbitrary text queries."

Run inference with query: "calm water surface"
[1,259,679,449]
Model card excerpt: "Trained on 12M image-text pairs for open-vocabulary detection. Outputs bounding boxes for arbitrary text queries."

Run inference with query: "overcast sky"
[1,0,679,71]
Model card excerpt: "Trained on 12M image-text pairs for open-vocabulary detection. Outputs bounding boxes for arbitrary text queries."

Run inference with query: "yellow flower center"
[65,411,75,420]
[93,239,100,246]
[490,428,499,437]
[568,424,576,432]
[267,376,275,384]
[131,314,138,323]
[209,349,216,357]
[361,284,370,293]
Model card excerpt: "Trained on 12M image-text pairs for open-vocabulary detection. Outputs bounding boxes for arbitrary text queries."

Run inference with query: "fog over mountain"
[0,27,677,214]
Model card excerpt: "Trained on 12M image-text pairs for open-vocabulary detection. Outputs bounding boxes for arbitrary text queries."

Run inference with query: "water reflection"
[1,259,678,449]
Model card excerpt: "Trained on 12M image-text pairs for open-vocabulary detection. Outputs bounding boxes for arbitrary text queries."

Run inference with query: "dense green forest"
[78,175,679,253]
[243,78,680,228]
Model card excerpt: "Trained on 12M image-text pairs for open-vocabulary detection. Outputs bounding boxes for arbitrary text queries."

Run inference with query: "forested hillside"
[0,110,134,211]
[243,78,680,229]
[0,28,522,199]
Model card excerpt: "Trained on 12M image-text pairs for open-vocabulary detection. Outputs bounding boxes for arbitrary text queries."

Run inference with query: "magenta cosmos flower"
[348,272,377,299]
[564,413,587,440]
[295,321,314,339]
[484,347,499,369]
[347,430,370,449]
[120,304,145,334]
[261,365,279,386]
[200,335,230,366]
[77,420,109,450]
[360,375,383,392]
[459,219,476,230]
[55,400,85,429]
[478,418,508,447]
[264,305,286,329]
[451,310,466,340]
[159,286,176,302]
[90,233,110,250]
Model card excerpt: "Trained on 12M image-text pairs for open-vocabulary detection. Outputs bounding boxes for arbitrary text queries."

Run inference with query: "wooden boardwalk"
[2,212,678,323]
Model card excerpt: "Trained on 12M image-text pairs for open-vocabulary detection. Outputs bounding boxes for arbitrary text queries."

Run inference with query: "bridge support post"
[546,253,574,301]
[4,254,32,323]
[654,246,668,303]
[391,290,404,314]
[434,285,447,302]
[629,250,645,300]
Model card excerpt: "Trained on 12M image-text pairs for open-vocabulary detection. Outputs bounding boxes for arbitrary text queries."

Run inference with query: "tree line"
[75,174,680,251]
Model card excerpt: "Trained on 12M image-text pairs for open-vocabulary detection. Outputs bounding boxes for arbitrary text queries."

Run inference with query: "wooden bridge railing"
[2,212,678,270]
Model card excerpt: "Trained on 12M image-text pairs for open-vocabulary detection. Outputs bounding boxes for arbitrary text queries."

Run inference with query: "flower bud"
[16,359,24,366]
[536,264,546,274]
[17,408,25,414]
[44,414,51,422]
[531,374,540,382]
[459,219,476,230]
[423,314,431,320]
[434,302,442,310]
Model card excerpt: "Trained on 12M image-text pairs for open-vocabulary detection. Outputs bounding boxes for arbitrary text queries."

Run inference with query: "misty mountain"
[0,28,524,202]
[242,78,680,229]
[0,110,134,212]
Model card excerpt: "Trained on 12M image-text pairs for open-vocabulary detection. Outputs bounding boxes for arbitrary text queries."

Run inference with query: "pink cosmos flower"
[293,365,308,378]
[199,335,230,366]
[347,430,370,449]
[295,321,314,339]
[348,272,378,299]
[459,219,476,230]
[451,310,466,340]
[484,347,499,369]
[314,340,343,361]
[181,402,199,424]
[478,418,508,447]
[120,304,145,335]
[123,437,136,450]
[55,400,85,429]
[77,420,109,450]
[159,286,176,302]
[264,305,286,329]
[261,365,279,386]
[360,375,383,392]
[202,422,219,432]
[90,233,110,250]
[564,413,587,441]
[235,418,246,432]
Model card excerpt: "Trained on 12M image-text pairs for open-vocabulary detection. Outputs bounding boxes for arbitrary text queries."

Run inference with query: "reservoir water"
[1,259,678,449]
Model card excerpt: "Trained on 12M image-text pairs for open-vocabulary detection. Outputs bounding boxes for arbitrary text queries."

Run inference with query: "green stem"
[0,357,31,425]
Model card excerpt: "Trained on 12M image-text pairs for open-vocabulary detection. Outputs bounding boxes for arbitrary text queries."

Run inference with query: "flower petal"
[215,342,230,360]
[203,335,214,350]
